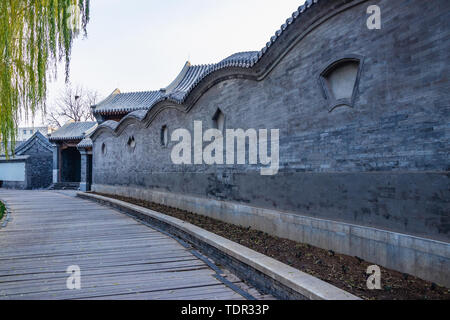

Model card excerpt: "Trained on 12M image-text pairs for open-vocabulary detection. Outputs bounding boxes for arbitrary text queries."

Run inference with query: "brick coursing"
[26,140,53,189]
[91,0,450,240]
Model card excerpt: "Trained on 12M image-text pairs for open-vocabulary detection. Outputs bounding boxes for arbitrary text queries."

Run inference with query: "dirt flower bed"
[93,192,450,300]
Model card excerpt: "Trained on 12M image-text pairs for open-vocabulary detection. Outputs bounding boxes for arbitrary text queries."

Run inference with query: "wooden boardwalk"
[0,190,257,300]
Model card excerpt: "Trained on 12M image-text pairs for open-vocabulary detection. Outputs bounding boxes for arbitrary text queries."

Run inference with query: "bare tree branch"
[47,111,63,129]
[46,84,98,128]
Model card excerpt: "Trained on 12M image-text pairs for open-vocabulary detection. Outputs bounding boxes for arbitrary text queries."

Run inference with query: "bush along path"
[0,201,6,222]
[92,193,450,300]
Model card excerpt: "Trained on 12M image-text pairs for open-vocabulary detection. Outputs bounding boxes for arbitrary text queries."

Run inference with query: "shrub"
[0,201,5,220]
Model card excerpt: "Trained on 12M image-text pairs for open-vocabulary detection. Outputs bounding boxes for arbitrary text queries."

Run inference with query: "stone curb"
[77,192,361,300]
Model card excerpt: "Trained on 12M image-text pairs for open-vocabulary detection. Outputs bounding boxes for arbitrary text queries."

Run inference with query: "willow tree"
[0,0,90,156]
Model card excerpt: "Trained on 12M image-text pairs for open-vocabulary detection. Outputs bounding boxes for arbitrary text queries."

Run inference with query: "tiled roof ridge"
[92,0,320,119]
[14,131,53,156]
[49,121,98,141]
[118,89,160,95]
[257,0,318,58]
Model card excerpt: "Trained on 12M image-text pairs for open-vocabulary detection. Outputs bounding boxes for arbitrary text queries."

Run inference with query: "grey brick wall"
[92,0,450,240]
[27,141,53,189]
[0,137,53,190]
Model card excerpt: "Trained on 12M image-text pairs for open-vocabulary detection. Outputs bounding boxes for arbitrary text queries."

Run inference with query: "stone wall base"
[92,184,450,288]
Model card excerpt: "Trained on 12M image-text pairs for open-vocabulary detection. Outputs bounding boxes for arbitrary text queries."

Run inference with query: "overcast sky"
[25,0,305,126]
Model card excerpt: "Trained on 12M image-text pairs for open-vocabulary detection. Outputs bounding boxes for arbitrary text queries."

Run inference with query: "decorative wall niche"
[319,55,364,112]
[101,143,107,155]
[127,136,136,152]
[212,108,225,132]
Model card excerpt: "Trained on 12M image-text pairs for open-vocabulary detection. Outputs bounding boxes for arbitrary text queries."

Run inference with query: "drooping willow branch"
[0,0,90,156]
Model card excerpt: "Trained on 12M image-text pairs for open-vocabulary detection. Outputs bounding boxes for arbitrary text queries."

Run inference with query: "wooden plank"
[0,190,252,300]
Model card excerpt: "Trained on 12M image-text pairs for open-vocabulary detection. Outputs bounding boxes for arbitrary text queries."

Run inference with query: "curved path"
[0,190,259,300]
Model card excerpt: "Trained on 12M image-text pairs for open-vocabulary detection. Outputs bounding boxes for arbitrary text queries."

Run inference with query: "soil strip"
[92,192,450,300]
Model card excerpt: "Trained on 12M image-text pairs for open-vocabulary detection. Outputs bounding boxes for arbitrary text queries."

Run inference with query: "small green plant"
[0,201,5,220]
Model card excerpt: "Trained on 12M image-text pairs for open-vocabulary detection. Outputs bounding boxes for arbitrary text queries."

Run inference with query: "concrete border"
[77,192,360,300]
[90,184,450,288]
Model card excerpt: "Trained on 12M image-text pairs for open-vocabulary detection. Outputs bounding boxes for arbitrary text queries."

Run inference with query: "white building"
[16,126,49,142]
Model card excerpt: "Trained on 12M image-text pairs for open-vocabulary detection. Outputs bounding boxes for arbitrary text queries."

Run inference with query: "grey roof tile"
[93,90,163,115]
[168,64,213,102]
[77,137,93,148]
[15,131,53,155]
[49,122,97,141]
